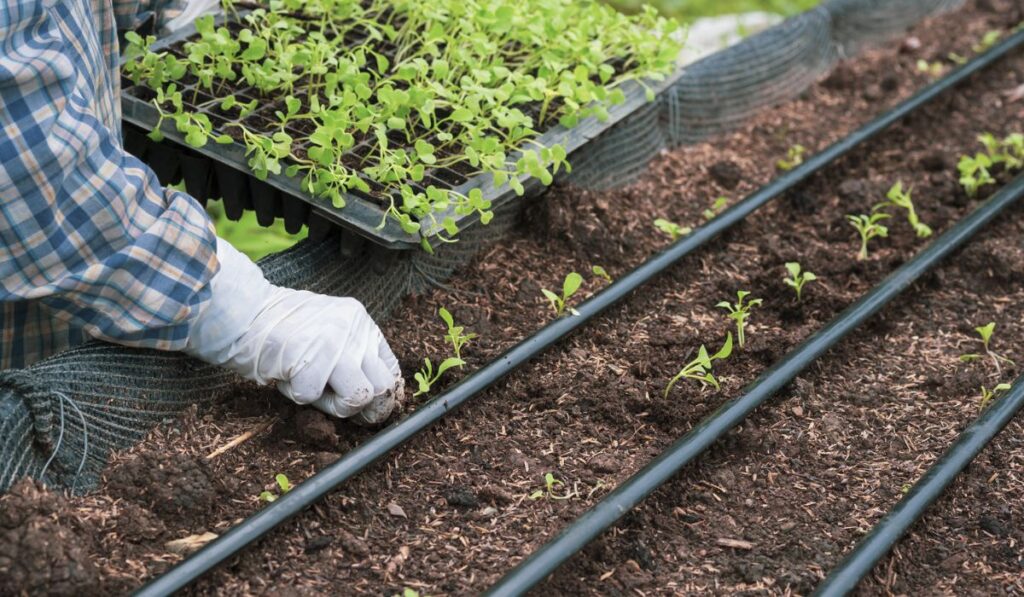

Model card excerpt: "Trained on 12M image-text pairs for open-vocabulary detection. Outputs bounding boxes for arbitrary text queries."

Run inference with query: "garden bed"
[4,1,1024,595]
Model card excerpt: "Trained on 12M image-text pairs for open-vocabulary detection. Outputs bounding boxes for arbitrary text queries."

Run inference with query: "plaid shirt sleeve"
[0,0,219,368]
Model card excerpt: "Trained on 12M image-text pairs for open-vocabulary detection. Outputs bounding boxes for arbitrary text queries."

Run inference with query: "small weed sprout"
[846,212,890,260]
[529,473,571,500]
[542,272,584,317]
[258,473,293,503]
[958,153,995,197]
[979,383,1012,411]
[783,262,817,302]
[717,291,763,348]
[665,333,734,396]
[592,265,613,284]
[413,357,465,396]
[703,196,729,221]
[777,144,806,171]
[438,307,476,365]
[960,322,1015,372]
[874,181,932,238]
[654,218,691,241]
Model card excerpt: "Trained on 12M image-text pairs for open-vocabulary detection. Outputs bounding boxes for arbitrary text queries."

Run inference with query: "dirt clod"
[106,452,219,519]
[709,160,743,189]
[294,409,340,449]
[0,480,98,596]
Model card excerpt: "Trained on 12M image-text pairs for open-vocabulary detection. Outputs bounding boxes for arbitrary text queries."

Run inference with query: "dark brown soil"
[4,2,1024,595]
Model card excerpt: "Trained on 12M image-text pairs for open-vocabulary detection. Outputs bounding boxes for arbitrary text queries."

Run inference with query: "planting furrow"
[484,174,1024,596]
[132,31,1024,597]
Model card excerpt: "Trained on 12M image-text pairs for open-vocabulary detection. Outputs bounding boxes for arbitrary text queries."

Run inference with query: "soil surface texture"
[3,2,1024,595]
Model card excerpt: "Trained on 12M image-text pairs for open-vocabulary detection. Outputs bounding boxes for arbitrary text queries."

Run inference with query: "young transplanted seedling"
[916,59,944,78]
[978,132,1024,170]
[258,473,293,503]
[776,144,806,171]
[654,218,691,241]
[783,262,817,302]
[438,307,476,365]
[846,212,890,260]
[703,196,729,221]
[665,332,733,396]
[717,291,762,349]
[978,383,1012,411]
[592,265,613,284]
[414,357,465,396]
[542,272,584,317]
[874,181,932,238]
[960,322,1015,372]
[973,30,1002,53]
[529,473,572,500]
[958,153,996,197]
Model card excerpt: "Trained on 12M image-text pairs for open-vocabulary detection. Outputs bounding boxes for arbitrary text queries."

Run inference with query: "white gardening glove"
[183,237,403,425]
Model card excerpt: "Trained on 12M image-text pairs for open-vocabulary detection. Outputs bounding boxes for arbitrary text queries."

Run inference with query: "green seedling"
[776,144,806,171]
[948,52,968,65]
[592,265,613,284]
[978,132,1024,170]
[873,181,932,238]
[258,473,293,503]
[846,212,890,260]
[414,357,465,396]
[978,132,1005,163]
[916,59,944,78]
[783,262,817,302]
[958,153,995,197]
[703,196,729,221]
[717,291,762,349]
[665,332,734,396]
[979,383,1012,411]
[542,272,584,317]
[438,307,476,365]
[400,590,422,597]
[654,218,691,241]
[1000,133,1024,170]
[529,472,571,500]
[960,322,1015,372]
[973,30,1002,53]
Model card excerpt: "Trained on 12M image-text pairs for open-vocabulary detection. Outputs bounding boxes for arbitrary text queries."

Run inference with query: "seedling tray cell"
[120,11,684,250]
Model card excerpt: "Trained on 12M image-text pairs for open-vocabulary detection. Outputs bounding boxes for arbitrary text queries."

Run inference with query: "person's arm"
[0,0,403,423]
[0,0,219,348]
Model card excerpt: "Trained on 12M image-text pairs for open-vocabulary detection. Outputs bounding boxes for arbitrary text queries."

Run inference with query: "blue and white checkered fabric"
[0,0,218,368]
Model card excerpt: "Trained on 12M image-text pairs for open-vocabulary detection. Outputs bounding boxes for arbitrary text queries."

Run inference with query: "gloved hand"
[183,237,403,425]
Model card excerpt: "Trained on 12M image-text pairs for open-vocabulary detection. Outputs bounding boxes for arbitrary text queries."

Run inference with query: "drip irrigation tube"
[812,372,1024,597]
[484,173,1024,596]
[133,33,1024,597]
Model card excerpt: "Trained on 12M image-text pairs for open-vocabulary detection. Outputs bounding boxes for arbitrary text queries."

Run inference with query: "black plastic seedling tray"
[120,12,685,249]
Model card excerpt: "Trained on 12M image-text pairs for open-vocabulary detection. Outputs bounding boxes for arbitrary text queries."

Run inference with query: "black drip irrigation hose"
[812,372,1024,597]
[485,174,1024,596]
[133,32,1024,597]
